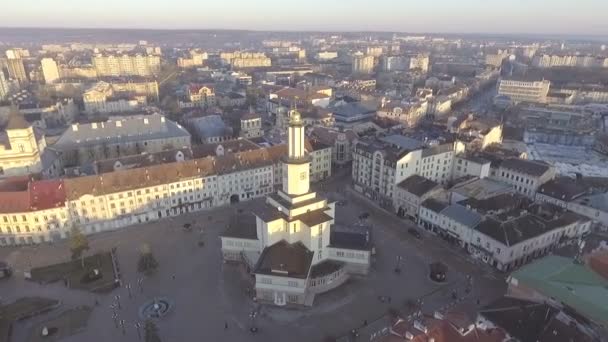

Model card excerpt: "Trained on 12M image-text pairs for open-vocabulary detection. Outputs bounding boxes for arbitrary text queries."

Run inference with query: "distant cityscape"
[0,28,607,342]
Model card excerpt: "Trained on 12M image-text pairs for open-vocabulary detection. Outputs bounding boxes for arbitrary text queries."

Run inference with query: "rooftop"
[510,255,608,326]
[53,114,190,150]
[500,158,552,177]
[538,177,588,202]
[254,240,313,279]
[396,175,440,197]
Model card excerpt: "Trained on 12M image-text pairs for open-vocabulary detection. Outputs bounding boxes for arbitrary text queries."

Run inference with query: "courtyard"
[0,172,506,342]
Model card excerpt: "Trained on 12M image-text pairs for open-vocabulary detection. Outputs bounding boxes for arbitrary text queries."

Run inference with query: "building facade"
[497,78,551,104]
[41,58,60,84]
[92,53,161,77]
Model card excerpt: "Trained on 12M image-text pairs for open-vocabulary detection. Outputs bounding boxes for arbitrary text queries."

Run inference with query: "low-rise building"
[52,114,191,167]
[394,175,445,219]
[240,112,263,139]
[178,84,216,109]
[507,255,608,329]
[452,154,491,180]
[187,115,234,144]
[352,135,464,208]
[497,78,551,104]
[492,158,556,197]
[308,126,358,167]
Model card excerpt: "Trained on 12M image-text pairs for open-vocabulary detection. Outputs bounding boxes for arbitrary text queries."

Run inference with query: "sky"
[1,0,606,36]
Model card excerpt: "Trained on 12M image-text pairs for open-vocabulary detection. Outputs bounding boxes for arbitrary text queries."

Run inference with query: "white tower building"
[220,108,372,307]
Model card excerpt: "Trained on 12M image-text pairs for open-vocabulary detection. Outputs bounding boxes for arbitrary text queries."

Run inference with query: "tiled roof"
[500,158,552,177]
[538,178,588,201]
[396,175,440,197]
[0,179,66,214]
[254,240,313,279]
[64,146,284,200]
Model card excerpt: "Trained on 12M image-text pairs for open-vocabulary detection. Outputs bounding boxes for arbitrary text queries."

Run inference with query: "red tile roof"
[29,180,66,211]
[0,179,66,213]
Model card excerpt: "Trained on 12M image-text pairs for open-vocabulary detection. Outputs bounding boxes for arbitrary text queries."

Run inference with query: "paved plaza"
[0,171,506,342]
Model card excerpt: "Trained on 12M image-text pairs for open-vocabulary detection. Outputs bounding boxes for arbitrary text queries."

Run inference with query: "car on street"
[408,228,422,239]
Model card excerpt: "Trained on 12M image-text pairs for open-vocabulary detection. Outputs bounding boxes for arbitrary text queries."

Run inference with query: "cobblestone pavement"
[0,169,506,342]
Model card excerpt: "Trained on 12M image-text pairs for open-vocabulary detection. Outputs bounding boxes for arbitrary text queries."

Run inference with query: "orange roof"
[589,251,608,281]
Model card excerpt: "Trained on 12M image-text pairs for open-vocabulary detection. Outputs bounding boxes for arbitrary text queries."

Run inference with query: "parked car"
[408,228,422,239]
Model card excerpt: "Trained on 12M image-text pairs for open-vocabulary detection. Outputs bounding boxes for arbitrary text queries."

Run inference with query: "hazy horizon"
[1,0,606,36]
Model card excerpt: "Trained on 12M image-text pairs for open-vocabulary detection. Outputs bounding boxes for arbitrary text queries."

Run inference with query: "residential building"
[5,48,29,59]
[0,71,9,100]
[376,100,428,128]
[492,158,556,197]
[352,52,375,74]
[352,135,465,208]
[307,126,358,166]
[82,81,148,115]
[532,54,601,68]
[452,116,503,150]
[92,53,161,77]
[497,78,551,104]
[315,51,338,61]
[6,58,27,84]
[187,115,234,144]
[452,154,491,179]
[220,109,371,306]
[178,84,216,109]
[536,177,608,228]
[394,175,445,219]
[240,112,263,139]
[485,51,509,67]
[409,54,430,72]
[177,49,207,68]
[220,52,271,69]
[307,140,332,182]
[448,177,514,203]
[40,58,60,84]
[419,194,591,272]
[52,114,191,167]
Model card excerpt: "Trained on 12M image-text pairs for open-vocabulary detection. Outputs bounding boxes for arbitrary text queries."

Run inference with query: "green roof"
[511,255,608,326]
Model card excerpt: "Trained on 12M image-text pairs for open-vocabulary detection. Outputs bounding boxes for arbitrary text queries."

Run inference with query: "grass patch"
[29,252,117,292]
[0,297,60,322]
[27,306,92,342]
